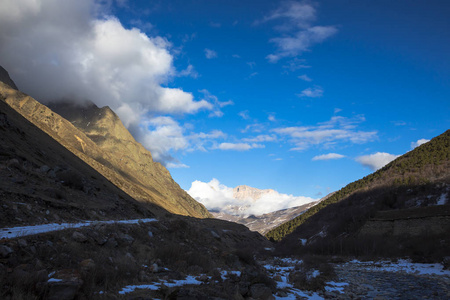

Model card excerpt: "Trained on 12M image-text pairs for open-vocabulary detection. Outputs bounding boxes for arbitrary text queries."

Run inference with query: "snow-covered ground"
[346,259,450,276]
[118,275,204,295]
[0,218,157,239]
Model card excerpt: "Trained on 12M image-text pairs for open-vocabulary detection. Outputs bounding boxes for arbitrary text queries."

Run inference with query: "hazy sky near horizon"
[0,0,449,211]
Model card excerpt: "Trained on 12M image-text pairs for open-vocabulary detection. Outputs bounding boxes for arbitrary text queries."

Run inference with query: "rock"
[7,159,21,170]
[48,169,57,178]
[148,231,154,238]
[210,230,220,239]
[79,259,95,274]
[93,234,108,246]
[277,290,288,297]
[0,245,14,258]
[47,270,83,300]
[249,283,273,300]
[36,269,48,282]
[17,239,28,247]
[197,274,209,282]
[39,165,50,173]
[118,233,134,244]
[138,270,148,282]
[71,231,87,243]
[105,237,118,248]
[238,281,249,296]
[149,263,160,273]
[12,264,32,283]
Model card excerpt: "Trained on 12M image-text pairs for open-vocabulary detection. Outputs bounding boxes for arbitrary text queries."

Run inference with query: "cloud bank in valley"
[187,178,317,216]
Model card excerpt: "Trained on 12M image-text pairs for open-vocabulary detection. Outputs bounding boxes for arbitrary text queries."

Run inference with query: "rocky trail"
[0,218,157,239]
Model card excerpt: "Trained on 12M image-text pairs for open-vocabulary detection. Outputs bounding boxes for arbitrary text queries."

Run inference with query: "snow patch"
[0,218,157,239]
[325,281,348,294]
[347,259,450,276]
[437,193,447,205]
[118,275,204,295]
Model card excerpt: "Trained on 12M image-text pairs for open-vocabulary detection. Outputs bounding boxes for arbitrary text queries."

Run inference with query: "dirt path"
[0,218,157,239]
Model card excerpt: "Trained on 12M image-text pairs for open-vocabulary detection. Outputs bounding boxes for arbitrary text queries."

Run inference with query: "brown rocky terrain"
[0,79,210,218]
[0,67,281,299]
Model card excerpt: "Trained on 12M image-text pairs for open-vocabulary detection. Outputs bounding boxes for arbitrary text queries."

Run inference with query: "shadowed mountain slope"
[0,77,211,218]
[0,82,165,227]
[267,129,449,244]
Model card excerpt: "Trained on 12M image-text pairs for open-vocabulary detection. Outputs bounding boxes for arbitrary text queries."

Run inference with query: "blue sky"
[0,0,449,210]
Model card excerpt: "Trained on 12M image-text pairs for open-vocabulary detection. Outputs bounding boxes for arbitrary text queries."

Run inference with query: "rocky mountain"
[212,200,318,235]
[233,185,276,201]
[0,66,18,90]
[0,73,210,218]
[0,67,279,299]
[268,130,450,260]
[210,184,323,234]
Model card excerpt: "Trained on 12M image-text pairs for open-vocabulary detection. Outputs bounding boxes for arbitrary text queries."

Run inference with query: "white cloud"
[261,1,338,61]
[214,142,264,151]
[187,178,317,216]
[298,86,323,98]
[242,135,277,143]
[356,152,400,171]
[268,114,276,122]
[199,89,233,117]
[239,110,250,120]
[298,74,312,82]
[269,26,337,59]
[204,48,217,59]
[139,116,188,163]
[411,138,430,149]
[312,153,345,161]
[0,0,224,166]
[273,115,377,151]
[259,1,316,29]
[166,162,189,169]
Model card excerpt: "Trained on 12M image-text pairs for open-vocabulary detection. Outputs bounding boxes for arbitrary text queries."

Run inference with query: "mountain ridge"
[0,69,211,218]
[266,130,449,242]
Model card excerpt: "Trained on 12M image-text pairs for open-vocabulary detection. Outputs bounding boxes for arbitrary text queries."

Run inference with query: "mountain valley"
[1,65,449,299]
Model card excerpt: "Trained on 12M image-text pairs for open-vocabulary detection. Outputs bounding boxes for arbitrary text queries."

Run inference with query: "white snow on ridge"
[0,218,157,239]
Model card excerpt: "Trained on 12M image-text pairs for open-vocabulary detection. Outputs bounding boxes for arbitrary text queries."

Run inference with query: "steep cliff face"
[0,66,18,90]
[0,80,211,218]
[49,101,212,218]
[233,185,276,201]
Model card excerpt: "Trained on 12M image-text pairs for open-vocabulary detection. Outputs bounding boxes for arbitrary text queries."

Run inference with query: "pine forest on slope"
[266,129,450,242]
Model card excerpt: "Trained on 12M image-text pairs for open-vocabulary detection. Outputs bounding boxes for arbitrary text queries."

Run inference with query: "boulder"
[249,283,274,300]
[71,231,87,243]
[47,269,83,300]
[79,259,95,274]
[0,245,13,258]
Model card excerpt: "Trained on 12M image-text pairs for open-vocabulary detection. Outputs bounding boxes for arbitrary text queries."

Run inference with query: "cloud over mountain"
[187,179,317,216]
[0,0,220,165]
